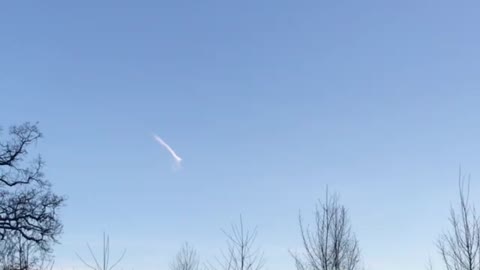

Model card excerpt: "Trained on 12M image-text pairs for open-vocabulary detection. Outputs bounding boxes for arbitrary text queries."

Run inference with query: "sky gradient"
[2,1,480,270]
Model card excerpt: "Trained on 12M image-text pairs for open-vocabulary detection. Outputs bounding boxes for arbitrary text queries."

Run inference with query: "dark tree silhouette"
[437,172,480,270]
[0,231,54,270]
[292,189,361,270]
[0,122,64,257]
[170,242,200,270]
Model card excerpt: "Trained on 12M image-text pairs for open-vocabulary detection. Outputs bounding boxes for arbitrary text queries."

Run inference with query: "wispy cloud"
[153,134,182,169]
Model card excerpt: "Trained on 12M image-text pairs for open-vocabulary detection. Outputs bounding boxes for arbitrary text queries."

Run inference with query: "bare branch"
[170,243,200,270]
[210,217,265,270]
[0,122,64,270]
[76,233,126,270]
[437,170,480,270]
[292,188,361,270]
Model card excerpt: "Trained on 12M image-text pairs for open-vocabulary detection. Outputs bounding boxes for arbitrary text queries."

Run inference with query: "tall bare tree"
[292,189,361,270]
[76,233,126,270]
[170,243,200,270]
[437,172,480,270]
[0,122,64,269]
[210,217,264,270]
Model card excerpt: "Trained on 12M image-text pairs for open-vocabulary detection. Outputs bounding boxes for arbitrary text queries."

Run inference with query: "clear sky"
[1,1,480,270]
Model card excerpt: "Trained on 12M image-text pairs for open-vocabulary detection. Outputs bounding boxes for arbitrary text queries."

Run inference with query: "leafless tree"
[170,243,200,270]
[437,172,480,270]
[210,217,264,270]
[0,231,54,270]
[292,189,361,270]
[0,122,64,268]
[76,233,126,270]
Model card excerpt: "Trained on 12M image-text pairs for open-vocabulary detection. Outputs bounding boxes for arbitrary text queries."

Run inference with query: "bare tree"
[76,233,126,270]
[292,189,361,270]
[0,122,64,268]
[210,217,264,270]
[0,231,54,270]
[170,243,200,270]
[437,172,480,270]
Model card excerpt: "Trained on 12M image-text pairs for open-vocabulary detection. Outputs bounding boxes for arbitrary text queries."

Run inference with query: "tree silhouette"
[210,217,264,270]
[0,122,64,267]
[437,172,480,270]
[292,189,361,270]
[170,243,199,270]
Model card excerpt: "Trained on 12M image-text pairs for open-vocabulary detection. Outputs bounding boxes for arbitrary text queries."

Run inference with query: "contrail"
[153,134,182,167]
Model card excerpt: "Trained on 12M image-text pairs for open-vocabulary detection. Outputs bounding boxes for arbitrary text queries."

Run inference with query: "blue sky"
[2,1,480,270]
